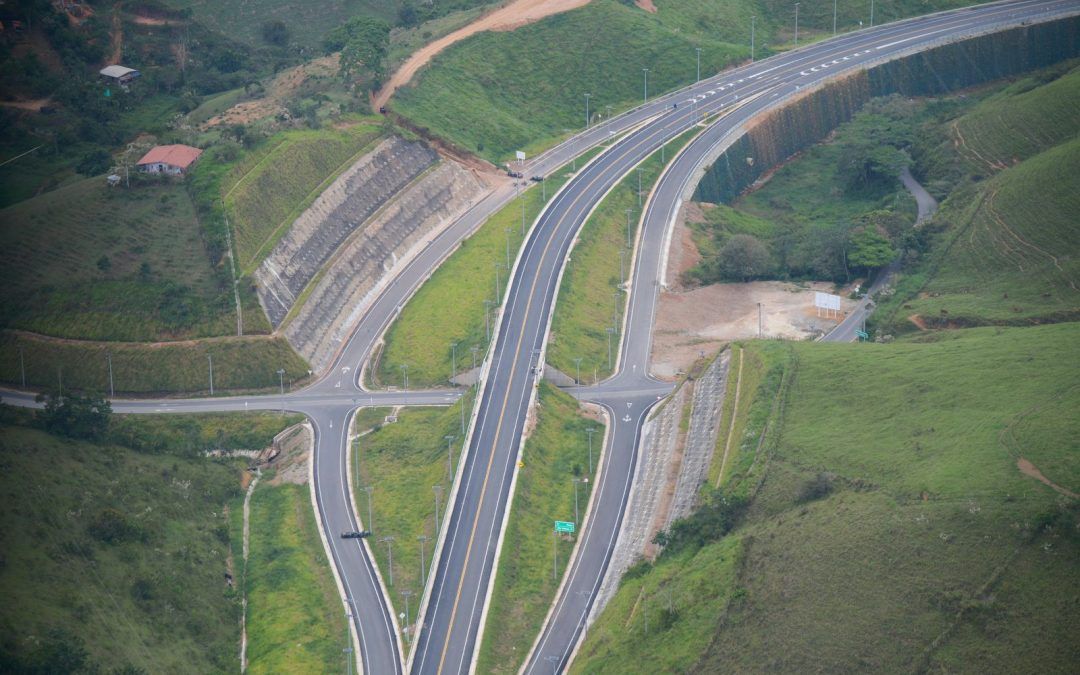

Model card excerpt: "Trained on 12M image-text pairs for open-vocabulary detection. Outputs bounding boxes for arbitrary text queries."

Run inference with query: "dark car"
[507,170,524,178]
[341,530,370,539]
[530,175,544,182]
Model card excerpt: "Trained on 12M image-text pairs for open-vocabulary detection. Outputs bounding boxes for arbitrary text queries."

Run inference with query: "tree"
[35,391,112,440]
[848,228,895,271]
[76,149,111,176]
[716,234,771,282]
[261,20,289,47]
[332,17,391,91]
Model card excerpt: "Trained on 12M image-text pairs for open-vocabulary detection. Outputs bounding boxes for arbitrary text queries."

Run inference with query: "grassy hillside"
[0,176,262,341]
[0,330,309,396]
[0,417,249,672]
[394,0,747,162]
[575,324,1079,673]
[477,383,600,674]
[875,63,1080,332]
[219,123,384,270]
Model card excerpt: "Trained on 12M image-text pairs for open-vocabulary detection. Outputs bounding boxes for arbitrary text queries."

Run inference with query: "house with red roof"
[136,144,203,176]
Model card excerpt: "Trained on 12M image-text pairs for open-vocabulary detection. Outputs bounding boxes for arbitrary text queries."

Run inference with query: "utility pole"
[400,364,408,391]
[483,300,494,341]
[751,15,756,61]
[380,536,395,586]
[106,352,114,398]
[450,342,458,382]
[418,535,430,588]
[585,427,596,477]
[445,434,457,479]
[276,368,285,414]
[795,3,800,47]
[695,47,701,82]
[833,0,838,35]
[870,0,875,27]
[573,357,583,385]
[572,477,583,524]
[584,92,591,128]
[642,68,649,104]
[433,485,443,526]
[208,353,214,395]
[362,486,374,531]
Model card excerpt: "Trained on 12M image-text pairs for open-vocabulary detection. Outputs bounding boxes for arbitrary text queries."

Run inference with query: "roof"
[137,144,203,169]
[100,65,139,78]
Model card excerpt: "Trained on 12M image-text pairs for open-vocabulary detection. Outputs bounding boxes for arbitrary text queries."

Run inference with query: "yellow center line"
[433,114,683,674]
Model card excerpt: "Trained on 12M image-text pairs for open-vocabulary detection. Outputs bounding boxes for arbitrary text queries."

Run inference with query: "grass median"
[373,148,603,389]
[351,390,475,648]
[547,129,697,384]
[476,382,602,674]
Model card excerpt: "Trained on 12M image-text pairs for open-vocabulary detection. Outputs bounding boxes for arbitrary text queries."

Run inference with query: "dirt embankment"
[372,0,592,110]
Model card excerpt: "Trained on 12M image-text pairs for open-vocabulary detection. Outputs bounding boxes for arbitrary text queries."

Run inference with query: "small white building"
[136,144,203,176]
[99,65,141,85]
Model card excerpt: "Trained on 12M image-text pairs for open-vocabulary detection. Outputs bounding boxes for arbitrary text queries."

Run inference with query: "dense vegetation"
[0,409,294,673]
[687,95,919,284]
[575,325,1079,673]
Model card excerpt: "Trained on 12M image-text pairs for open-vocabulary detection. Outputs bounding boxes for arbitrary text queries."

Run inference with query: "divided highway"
[5,3,1076,674]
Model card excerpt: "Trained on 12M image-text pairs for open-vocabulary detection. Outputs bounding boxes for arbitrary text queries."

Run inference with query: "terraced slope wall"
[284,160,487,372]
[254,137,438,327]
[694,16,1080,204]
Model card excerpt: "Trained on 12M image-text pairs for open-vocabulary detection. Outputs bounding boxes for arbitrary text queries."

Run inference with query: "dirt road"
[372,0,592,110]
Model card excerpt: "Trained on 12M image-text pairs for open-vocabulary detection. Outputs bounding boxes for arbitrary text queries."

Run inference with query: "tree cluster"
[35,391,112,440]
[323,17,391,93]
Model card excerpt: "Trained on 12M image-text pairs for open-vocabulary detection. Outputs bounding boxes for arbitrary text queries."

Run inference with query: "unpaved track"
[372,0,591,110]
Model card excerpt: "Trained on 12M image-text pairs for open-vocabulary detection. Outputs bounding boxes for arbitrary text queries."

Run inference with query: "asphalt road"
[5,3,1075,674]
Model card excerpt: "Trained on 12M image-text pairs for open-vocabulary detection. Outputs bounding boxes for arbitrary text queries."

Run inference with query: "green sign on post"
[554,520,576,534]
[856,330,869,340]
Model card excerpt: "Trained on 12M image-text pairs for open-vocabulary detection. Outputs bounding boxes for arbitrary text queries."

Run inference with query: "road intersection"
[5,3,1076,673]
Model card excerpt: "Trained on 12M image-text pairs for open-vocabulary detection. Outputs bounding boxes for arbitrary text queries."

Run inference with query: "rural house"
[136,144,203,176]
[99,64,140,85]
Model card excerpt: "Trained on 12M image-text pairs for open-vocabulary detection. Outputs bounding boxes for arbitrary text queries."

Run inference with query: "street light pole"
[450,342,458,382]
[833,0,838,35]
[606,327,615,369]
[584,93,591,128]
[208,353,214,395]
[494,262,503,298]
[483,300,494,341]
[18,346,25,389]
[625,208,633,248]
[572,477,582,524]
[505,226,513,268]
[400,363,408,391]
[380,536,395,586]
[870,0,875,27]
[276,368,285,414]
[637,167,643,207]
[433,485,443,526]
[585,427,596,476]
[445,434,456,479]
[573,357,583,385]
[642,68,649,104]
[418,535,430,587]
[695,47,701,82]
[362,486,374,531]
[470,345,479,371]
[401,590,414,642]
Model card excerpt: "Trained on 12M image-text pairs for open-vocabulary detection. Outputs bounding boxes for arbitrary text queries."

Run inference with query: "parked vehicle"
[341,530,371,539]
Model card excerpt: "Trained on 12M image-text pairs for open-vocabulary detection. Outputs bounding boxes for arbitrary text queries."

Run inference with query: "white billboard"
[814,292,842,311]
[515,150,526,161]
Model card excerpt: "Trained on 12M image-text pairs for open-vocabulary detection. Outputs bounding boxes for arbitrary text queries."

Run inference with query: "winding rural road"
[6,2,1077,674]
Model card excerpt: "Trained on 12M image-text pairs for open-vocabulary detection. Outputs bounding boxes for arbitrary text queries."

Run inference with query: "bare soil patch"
[665,202,708,290]
[635,0,658,13]
[0,98,52,111]
[1017,457,1078,499]
[201,55,340,129]
[651,281,855,378]
[373,0,592,110]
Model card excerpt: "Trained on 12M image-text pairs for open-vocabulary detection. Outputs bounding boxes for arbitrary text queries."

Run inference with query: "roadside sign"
[554,520,575,534]
[856,330,869,340]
